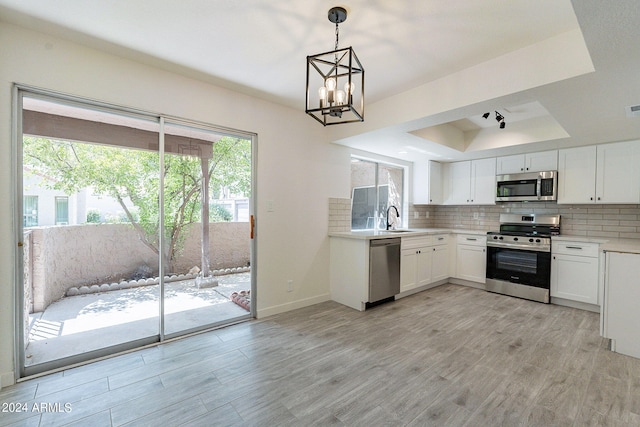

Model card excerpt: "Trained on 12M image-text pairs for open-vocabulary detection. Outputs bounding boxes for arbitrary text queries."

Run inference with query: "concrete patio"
[26,272,252,367]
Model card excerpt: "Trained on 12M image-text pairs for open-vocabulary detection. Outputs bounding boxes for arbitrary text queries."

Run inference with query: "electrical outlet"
[414,211,420,219]
[425,211,429,219]
[287,280,293,292]
[473,212,479,220]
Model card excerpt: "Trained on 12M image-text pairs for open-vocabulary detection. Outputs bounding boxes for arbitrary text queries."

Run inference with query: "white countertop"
[329,228,488,240]
[554,234,640,254]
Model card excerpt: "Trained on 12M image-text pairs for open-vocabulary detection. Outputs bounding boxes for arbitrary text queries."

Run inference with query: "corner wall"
[0,22,350,387]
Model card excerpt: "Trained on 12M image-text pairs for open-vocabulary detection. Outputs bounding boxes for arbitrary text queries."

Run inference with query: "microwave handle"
[536,176,542,200]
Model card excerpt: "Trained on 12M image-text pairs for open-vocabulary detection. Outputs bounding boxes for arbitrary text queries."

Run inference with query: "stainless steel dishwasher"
[368,238,401,306]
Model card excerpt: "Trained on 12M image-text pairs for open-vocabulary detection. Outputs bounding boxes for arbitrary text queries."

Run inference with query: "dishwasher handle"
[370,238,401,247]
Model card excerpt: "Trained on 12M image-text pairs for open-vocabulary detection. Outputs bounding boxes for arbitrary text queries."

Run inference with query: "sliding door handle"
[250,215,255,239]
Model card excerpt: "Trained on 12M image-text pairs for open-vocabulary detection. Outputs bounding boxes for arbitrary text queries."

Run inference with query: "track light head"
[482,112,490,119]
[500,121,506,129]
[495,111,504,122]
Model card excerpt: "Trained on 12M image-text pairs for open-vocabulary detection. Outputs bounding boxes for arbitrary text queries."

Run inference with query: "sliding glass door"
[16,88,255,377]
[161,120,253,337]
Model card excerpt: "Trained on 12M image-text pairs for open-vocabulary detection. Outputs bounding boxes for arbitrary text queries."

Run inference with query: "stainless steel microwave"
[496,171,557,202]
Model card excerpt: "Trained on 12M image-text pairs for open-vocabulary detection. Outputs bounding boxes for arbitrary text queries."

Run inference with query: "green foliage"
[23,135,251,269]
[86,209,101,223]
[210,204,233,222]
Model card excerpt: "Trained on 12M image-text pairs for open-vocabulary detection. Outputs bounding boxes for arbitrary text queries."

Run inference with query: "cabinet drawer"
[402,236,432,249]
[432,234,449,245]
[456,234,486,246]
[552,241,599,258]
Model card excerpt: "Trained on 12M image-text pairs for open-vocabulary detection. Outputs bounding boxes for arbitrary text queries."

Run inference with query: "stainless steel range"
[485,214,560,303]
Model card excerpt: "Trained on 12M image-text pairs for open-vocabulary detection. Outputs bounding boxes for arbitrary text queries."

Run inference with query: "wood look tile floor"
[2,284,639,426]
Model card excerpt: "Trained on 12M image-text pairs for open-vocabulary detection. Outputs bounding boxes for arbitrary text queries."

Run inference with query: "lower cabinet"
[431,244,449,282]
[455,234,487,283]
[551,241,599,305]
[400,235,449,292]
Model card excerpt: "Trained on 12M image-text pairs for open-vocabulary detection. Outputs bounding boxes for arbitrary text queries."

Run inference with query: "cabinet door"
[416,249,432,287]
[414,161,443,205]
[470,158,496,205]
[431,245,449,282]
[428,161,443,204]
[551,254,599,304]
[557,146,597,204]
[526,150,557,172]
[444,161,471,205]
[604,252,640,358]
[596,141,640,203]
[400,249,417,292]
[456,245,487,283]
[496,154,525,174]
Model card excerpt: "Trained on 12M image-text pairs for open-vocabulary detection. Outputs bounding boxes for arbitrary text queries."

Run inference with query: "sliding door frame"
[12,84,257,379]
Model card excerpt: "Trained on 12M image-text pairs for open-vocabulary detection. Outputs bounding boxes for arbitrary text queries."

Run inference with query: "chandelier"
[306,6,364,126]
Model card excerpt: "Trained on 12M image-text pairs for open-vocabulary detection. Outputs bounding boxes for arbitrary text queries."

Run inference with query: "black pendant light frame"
[306,7,365,126]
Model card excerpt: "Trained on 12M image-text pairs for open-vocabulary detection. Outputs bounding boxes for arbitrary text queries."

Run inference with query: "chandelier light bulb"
[344,81,354,95]
[325,77,337,91]
[336,89,346,105]
[318,86,327,100]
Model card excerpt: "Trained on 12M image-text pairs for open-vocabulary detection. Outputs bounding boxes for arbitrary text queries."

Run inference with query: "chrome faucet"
[386,205,400,230]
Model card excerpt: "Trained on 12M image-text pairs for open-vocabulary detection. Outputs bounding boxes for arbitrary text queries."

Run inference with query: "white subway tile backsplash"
[329,198,640,238]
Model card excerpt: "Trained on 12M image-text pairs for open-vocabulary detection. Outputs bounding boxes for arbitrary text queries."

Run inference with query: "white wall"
[0,22,351,387]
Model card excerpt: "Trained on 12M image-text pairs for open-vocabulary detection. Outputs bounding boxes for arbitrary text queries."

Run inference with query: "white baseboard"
[396,279,448,299]
[1,371,15,390]
[551,297,600,313]
[448,278,487,290]
[257,293,331,318]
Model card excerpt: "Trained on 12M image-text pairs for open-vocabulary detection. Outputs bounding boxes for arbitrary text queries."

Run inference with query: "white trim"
[257,294,331,319]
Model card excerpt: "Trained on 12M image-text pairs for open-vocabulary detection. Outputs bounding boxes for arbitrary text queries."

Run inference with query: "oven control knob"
[536,239,541,243]
[499,236,504,240]
[513,237,518,241]
[529,238,534,242]
[493,236,498,239]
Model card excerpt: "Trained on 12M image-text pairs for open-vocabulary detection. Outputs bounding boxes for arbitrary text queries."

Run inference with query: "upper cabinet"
[443,158,496,205]
[496,150,558,175]
[558,141,640,204]
[413,160,442,205]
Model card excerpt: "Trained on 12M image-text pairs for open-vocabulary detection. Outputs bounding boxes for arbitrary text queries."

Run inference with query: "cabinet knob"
[553,256,556,259]
[590,197,594,201]
[520,168,524,171]
[597,197,601,201]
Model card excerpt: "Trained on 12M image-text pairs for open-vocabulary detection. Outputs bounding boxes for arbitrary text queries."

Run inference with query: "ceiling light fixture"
[306,6,364,126]
[482,110,506,129]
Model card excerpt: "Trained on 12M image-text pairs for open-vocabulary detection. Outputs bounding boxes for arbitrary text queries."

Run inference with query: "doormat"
[230,290,250,311]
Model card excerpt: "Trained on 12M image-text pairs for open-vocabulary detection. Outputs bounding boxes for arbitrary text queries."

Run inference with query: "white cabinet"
[455,234,487,283]
[401,236,432,292]
[400,234,450,292]
[602,251,640,359]
[431,241,449,282]
[444,158,496,205]
[551,241,599,305]
[558,141,640,204]
[413,161,442,204]
[496,151,558,175]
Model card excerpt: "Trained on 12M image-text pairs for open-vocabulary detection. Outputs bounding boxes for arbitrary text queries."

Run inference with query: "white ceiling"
[1,0,640,162]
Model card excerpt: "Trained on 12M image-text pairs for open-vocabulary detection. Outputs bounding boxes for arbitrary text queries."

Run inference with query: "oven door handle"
[487,241,550,252]
[536,176,542,200]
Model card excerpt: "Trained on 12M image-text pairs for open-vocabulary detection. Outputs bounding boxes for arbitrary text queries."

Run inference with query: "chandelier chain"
[335,21,339,51]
